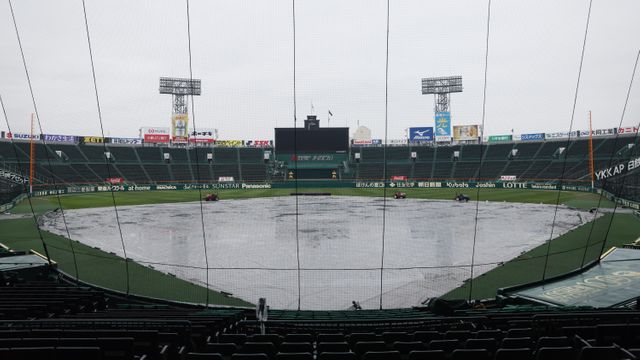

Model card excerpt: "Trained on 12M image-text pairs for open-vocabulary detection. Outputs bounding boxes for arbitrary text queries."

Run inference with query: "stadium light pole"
[159,77,202,142]
[421,76,463,113]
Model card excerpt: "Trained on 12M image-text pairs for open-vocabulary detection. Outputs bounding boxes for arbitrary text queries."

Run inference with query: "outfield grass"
[1,187,634,306]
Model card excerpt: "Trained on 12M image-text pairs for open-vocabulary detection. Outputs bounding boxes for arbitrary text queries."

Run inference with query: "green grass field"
[1,187,636,307]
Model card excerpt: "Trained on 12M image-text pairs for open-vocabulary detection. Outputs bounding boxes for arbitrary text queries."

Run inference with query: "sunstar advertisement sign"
[409,127,434,142]
[434,112,451,142]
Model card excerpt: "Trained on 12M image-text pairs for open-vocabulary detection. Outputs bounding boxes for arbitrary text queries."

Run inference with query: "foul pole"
[29,113,35,194]
[588,111,595,189]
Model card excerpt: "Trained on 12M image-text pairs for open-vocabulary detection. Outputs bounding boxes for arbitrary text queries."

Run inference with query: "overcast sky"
[1,0,639,140]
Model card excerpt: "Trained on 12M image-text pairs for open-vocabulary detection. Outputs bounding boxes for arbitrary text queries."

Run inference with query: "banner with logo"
[106,177,124,184]
[245,140,271,147]
[409,127,434,142]
[488,135,513,142]
[215,140,243,147]
[353,139,373,145]
[108,137,142,145]
[141,127,170,143]
[6,133,39,140]
[520,133,545,141]
[434,112,452,142]
[453,125,479,141]
[43,134,77,143]
[82,136,104,144]
[618,126,639,134]
[171,114,189,142]
[188,128,218,143]
[386,139,407,146]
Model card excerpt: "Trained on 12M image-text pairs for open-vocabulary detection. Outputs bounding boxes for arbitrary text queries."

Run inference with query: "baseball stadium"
[1,1,640,360]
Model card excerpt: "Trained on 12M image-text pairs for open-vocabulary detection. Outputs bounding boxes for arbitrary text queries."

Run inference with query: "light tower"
[159,77,202,142]
[421,76,462,141]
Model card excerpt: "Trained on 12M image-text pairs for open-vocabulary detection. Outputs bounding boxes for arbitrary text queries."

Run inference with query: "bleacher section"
[0,135,637,185]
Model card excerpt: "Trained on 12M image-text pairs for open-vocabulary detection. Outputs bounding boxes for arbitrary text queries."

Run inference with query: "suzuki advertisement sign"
[434,112,451,142]
[141,127,170,143]
[520,133,545,141]
[409,127,433,142]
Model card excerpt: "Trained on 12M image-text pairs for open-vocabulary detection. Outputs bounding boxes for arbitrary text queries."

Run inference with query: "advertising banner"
[353,139,373,145]
[218,176,235,182]
[108,137,142,145]
[215,140,243,147]
[6,133,39,140]
[106,177,124,184]
[545,131,578,139]
[453,125,479,141]
[171,114,189,142]
[500,175,517,181]
[43,134,77,143]
[245,140,271,147]
[618,126,639,134]
[82,136,104,144]
[488,135,513,142]
[386,139,407,146]
[409,127,434,142]
[434,112,452,142]
[578,128,616,137]
[141,127,170,143]
[372,139,382,145]
[520,133,545,141]
[188,128,218,143]
[391,175,407,181]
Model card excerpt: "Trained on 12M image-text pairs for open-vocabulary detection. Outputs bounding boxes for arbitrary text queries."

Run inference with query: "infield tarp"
[508,247,640,307]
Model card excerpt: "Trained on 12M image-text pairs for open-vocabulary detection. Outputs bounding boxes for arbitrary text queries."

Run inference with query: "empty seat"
[465,338,496,353]
[187,353,224,360]
[477,330,503,340]
[219,334,248,345]
[348,333,380,345]
[445,331,472,342]
[56,346,103,360]
[494,348,533,360]
[392,341,424,354]
[451,348,490,360]
[232,355,269,360]
[501,337,533,349]
[428,339,459,353]
[413,331,442,343]
[279,342,313,354]
[362,350,401,360]
[354,341,388,357]
[536,347,576,360]
[206,343,239,355]
[536,337,571,350]
[283,334,313,343]
[249,335,283,346]
[318,342,351,354]
[578,346,620,360]
[408,350,446,360]
[507,328,533,338]
[318,334,346,343]
[318,352,357,360]
[383,332,410,344]
[274,352,313,360]
[241,342,277,358]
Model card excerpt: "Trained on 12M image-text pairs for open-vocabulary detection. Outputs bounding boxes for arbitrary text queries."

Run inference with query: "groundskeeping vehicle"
[454,194,470,202]
[204,193,219,201]
[394,192,407,199]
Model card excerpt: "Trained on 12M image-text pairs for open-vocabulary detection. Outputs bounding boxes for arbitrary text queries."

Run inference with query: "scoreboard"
[275,128,349,153]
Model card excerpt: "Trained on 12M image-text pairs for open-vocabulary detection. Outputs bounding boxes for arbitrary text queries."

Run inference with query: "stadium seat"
[318,342,351,354]
[427,339,459,353]
[249,335,283,346]
[392,341,424,354]
[407,350,446,360]
[464,338,497,353]
[283,334,313,343]
[206,343,240,355]
[451,348,490,360]
[362,350,401,360]
[232,354,269,360]
[413,331,442,343]
[318,334,346,343]
[354,341,388,357]
[348,333,380,345]
[536,337,571,350]
[507,328,534,338]
[187,353,224,360]
[240,342,278,358]
[445,330,473,342]
[279,342,313,354]
[494,348,533,360]
[501,337,534,349]
[56,346,103,360]
[219,334,248,345]
[535,346,577,360]
[477,330,503,340]
[274,352,313,360]
[318,352,357,360]
[578,346,620,360]
[383,332,411,344]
